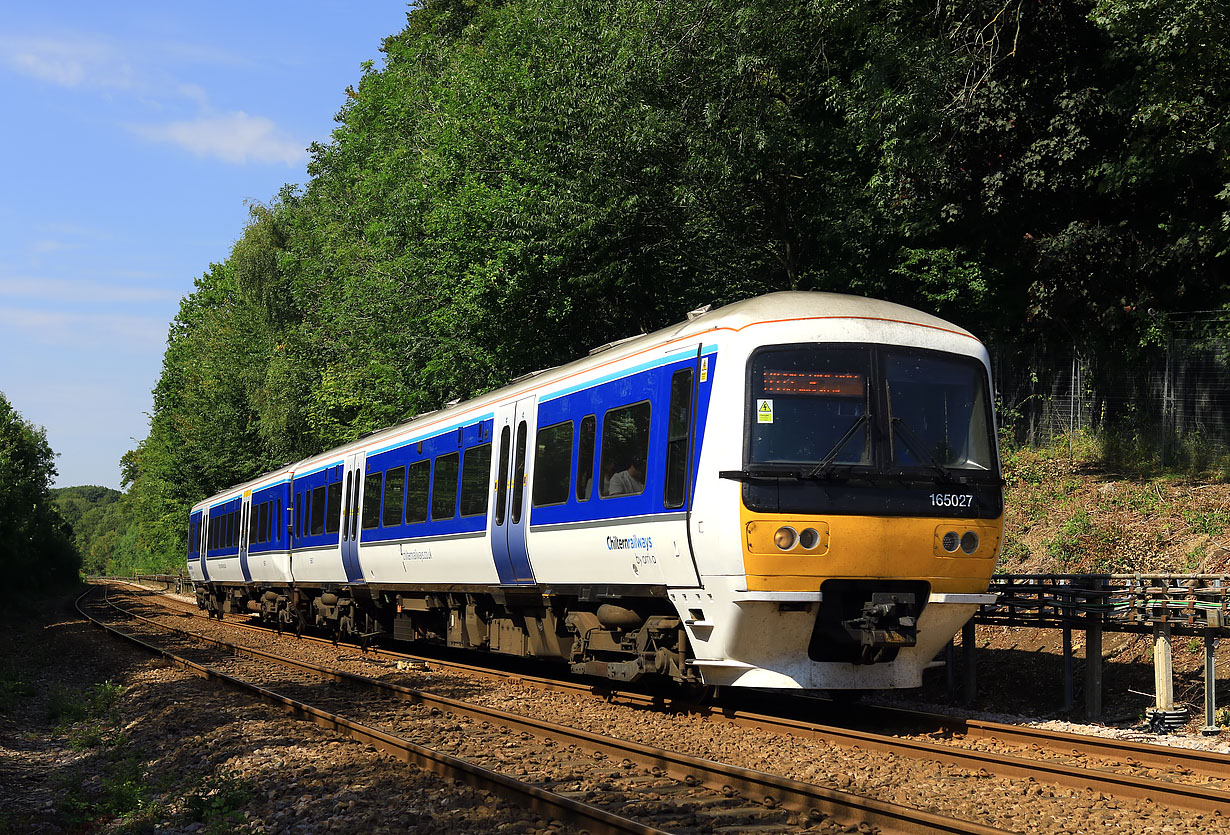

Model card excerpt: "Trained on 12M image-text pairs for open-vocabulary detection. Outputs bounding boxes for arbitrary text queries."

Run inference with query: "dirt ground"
[0,590,559,834]
[940,444,1230,733]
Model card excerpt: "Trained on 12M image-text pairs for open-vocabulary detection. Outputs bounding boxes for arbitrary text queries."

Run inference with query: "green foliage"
[1046,510,1094,569]
[0,392,78,588]
[50,486,124,575]
[59,756,157,825]
[0,667,35,713]
[104,0,1229,560]
[49,679,123,728]
[184,772,255,829]
[1184,509,1230,537]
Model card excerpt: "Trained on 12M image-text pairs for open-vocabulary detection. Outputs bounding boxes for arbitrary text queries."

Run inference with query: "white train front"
[187,292,1003,691]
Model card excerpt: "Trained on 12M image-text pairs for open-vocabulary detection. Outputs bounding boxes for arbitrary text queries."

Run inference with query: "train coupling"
[846,592,919,652]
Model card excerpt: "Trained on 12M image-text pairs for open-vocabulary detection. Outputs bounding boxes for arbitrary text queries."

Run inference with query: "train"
[187,291,1003,691]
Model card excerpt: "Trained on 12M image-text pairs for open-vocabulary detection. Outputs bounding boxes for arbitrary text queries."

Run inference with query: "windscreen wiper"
[804,413,871,479]
[891,416,956,483]
[718,467,807,482]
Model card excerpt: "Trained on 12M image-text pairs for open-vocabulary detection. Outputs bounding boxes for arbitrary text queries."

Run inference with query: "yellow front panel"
[741,505,1002,594]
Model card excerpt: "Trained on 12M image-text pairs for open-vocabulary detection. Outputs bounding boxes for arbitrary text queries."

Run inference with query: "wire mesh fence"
[991,318,1230,462]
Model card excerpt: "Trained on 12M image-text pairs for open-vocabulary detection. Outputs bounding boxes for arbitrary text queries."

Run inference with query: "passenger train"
[187,292,1003,691]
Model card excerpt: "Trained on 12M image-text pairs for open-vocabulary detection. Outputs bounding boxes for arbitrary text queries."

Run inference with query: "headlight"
[941,531,960,552]
[774,526,798,550]
[960,531,980,554]
[798,528,821,550]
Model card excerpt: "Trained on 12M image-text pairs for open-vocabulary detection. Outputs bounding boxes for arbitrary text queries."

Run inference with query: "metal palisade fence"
[990,312,1230,463]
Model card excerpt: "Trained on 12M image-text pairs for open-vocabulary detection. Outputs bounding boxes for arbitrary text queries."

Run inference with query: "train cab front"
[692,340,1003,691]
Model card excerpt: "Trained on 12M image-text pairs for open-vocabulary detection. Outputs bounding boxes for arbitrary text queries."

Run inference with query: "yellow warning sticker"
[756,399,774,424]
[700,356,709,383]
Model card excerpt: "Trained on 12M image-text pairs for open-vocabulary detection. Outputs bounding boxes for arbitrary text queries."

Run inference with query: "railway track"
[117,580,1230,811]
[86,582,1014,834]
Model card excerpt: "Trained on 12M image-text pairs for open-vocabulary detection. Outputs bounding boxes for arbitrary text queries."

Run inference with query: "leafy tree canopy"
[96,0,1228,573]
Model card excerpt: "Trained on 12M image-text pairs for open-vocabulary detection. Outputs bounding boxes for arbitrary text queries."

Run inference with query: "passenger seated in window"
[607,458,644,496]
[588,458,616,498]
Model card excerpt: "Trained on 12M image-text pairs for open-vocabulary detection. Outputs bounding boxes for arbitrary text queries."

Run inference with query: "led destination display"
[761,370,866,397]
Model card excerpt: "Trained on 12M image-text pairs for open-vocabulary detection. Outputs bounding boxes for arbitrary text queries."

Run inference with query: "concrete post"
[1062,623,1074,712]
[1084,578,1104,719]
[962,619,977,706]
[1153,621,1174,712]
[1203,609,1223,736]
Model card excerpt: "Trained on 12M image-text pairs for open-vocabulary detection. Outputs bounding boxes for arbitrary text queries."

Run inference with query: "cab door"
[488,396,537,585]
[339,451,366,583]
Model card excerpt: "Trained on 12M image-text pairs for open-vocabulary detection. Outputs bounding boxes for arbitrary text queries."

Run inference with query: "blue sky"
[0,2,412,489]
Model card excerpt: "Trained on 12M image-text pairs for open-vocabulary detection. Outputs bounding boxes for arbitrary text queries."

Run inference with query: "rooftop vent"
[686,304,712,320]
[588,333,645,356]
[510,365,557,384]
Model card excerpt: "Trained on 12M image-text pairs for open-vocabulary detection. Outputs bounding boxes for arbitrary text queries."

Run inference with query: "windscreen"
[748,347,872,467]
[885,351,995,471]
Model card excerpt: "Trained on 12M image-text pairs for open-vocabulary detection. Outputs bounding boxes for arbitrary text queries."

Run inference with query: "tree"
[0,392,77,588]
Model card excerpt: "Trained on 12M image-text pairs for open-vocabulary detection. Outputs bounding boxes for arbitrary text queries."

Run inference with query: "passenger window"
[257,502,269,544]
[296,493,302,538]
[600,401,651,497]
[325,480,342,534]
[362,470,383,529]
[310,484,327,535]
[460,443,492,517]
[533,421,573,507]
[228,512,236,548]
[495,426,511,526]
[432,453,460,520]
[664,368,694,508]
[383,466,406,527]
[576,415,596,501]
[511,421,527,523]
[249,503,259,542]
[406,460,430,524]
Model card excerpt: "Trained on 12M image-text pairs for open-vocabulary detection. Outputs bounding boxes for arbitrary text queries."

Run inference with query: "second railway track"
[117,581,1230,810]
[87,582,1022,835]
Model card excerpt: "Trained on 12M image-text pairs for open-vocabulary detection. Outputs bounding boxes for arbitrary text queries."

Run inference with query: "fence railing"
[991,334,1230,462]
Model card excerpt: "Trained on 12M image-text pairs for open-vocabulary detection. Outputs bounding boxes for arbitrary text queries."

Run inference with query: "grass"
[49,679,123,729]
[58,755,163,828]
[0,667,36,713]
[1045,510,1093,570]
[1183,509,1230,537]
[184,772,256,832]
[999,424,1230,575]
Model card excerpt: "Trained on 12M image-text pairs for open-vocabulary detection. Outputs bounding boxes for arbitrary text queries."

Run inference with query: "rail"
[962,573,1226,727]
[977,573,1229,636]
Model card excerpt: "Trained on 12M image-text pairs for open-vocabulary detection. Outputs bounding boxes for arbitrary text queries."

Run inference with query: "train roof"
[193,292,977,508]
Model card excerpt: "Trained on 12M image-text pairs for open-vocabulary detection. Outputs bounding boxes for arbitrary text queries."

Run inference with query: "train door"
[488,396,538,585]
[671,346,705,586]
[339,451,367,583]
[237,491,253,582]
[197,512,210,581]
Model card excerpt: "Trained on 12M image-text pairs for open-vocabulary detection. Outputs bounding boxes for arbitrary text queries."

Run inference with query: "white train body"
[189,292,1003,690]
